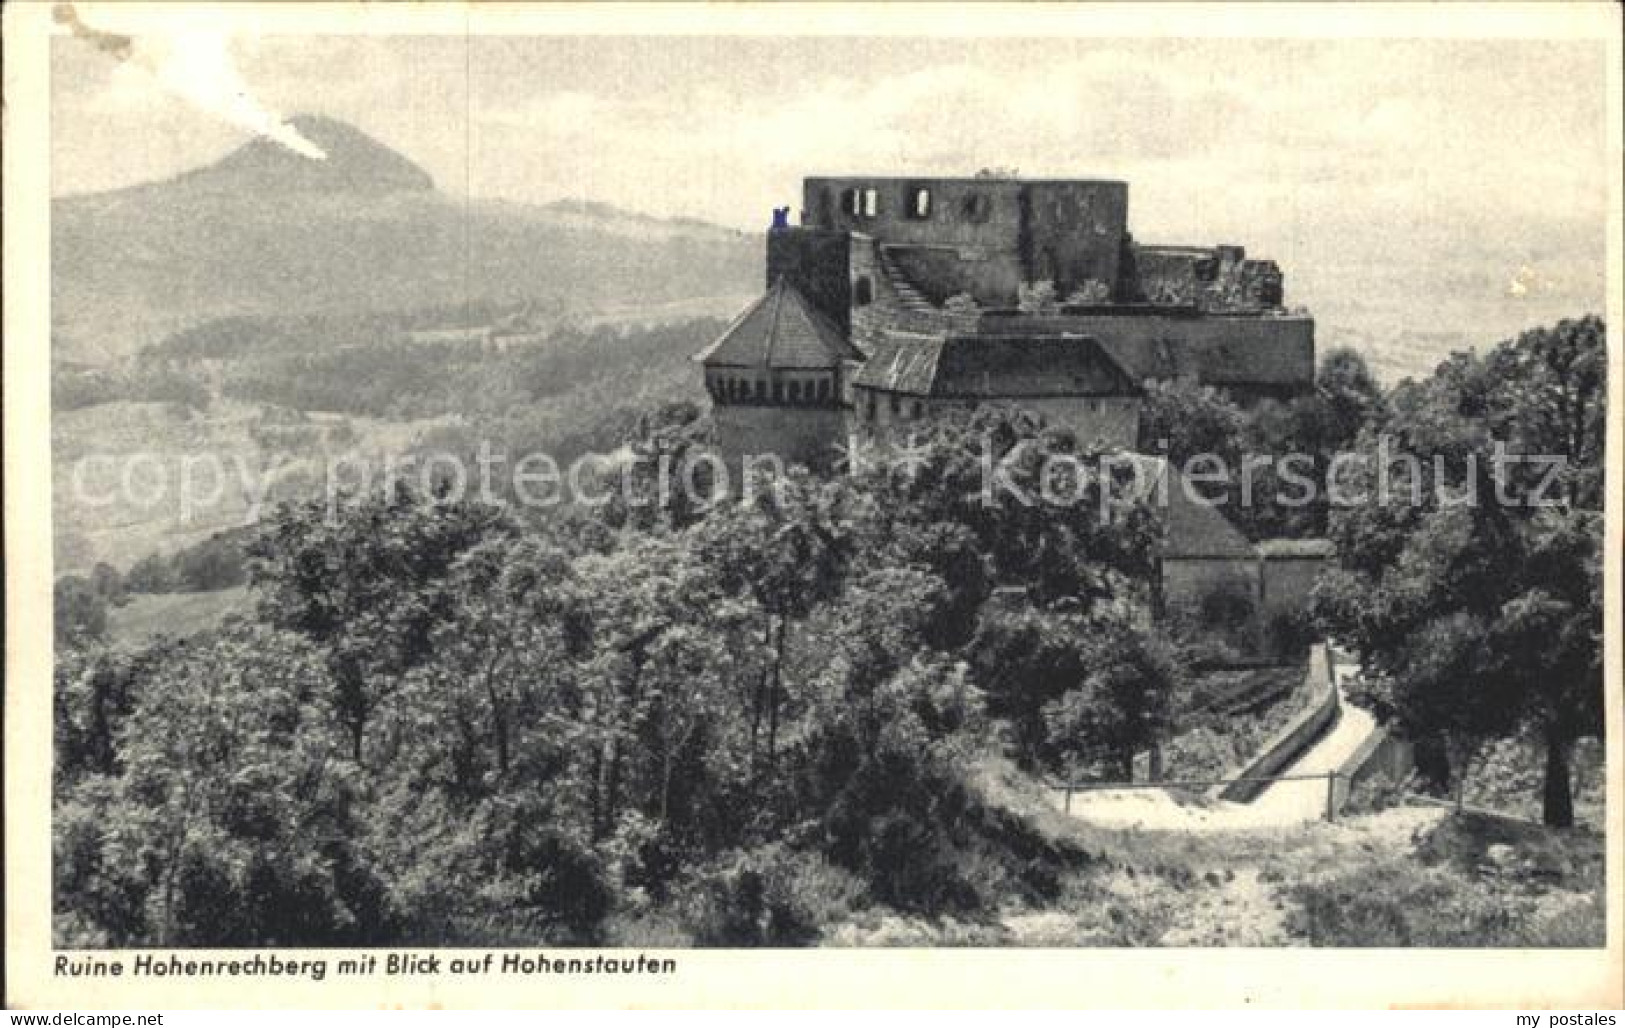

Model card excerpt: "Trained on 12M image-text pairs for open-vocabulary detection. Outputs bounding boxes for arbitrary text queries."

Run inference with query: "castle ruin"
[699,175,1315,473]
[696,175,1327,657]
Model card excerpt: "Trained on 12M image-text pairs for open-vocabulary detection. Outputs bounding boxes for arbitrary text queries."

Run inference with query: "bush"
[1017,280,1059,314]
[124,553,174,594]
[123,532,249,595]
[1287,859,1602,947]
[1288,814,1606,946]
[1342,768,1418,815]
[676,845,865,946]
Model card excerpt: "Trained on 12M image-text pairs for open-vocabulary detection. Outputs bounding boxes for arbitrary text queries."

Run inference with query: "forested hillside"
[53,316,1606,947]
[51,310,730,577]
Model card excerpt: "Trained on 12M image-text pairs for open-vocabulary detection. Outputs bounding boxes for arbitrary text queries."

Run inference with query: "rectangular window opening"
[909,187,932,219]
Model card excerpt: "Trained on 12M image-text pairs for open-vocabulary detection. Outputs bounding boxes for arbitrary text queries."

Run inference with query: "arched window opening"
[854,276,874,307]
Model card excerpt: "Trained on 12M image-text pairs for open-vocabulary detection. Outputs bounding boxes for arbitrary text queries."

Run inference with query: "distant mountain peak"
[167,114,435,195]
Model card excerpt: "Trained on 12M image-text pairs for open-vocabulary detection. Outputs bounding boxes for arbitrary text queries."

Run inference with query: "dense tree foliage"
[123,530,251,595]
[1313,316,1605,826]
[53,312,1605,945]
[1137,347,1387,540]
[56,410,1173,944]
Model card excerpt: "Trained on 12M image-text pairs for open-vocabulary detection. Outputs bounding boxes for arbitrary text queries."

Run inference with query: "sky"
[50,26,1611,363]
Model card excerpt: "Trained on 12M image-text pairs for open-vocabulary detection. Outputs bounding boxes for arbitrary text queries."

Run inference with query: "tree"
[247,484,516,763]
[90,563,125,605]
[125,552,174,594]
[1138,375,1243,473]
[1316,346,1388,448]
[1042,619,1179,780]
[1482,315,1606,509]
[601,400,716,532]
[55,626,386,946]
[1486,511,1604,826]
[696,469,866,775]
[854,408,1159,613]
[53,643,177,790]
[972,605,1178,777]
[1314,317,1605,826]
[54,576,108,647]
[413,536,589,790]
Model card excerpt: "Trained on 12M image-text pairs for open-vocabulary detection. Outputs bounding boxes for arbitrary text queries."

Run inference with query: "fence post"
[1325,771,1337,822]
[1064,755,1076,814]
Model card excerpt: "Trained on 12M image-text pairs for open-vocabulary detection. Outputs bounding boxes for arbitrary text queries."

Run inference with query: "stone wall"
[848,390,1139,450]
[1162,556,1258,612]
[765,228,851,333]
[977,310,1316,394]
[1003,396,1139,449]
[712,403,848,479]
[1021,181,1130,302]
[1214,643,1339,803]
[801,177,1129,307]
[1131,245,1284,312]
[1259,553,1329,621]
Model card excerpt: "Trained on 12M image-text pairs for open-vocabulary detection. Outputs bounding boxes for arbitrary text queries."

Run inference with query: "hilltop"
[159,114,437,196]
[51,115,758,363]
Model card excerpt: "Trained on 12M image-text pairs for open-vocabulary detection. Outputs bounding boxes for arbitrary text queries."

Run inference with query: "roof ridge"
[764,275,788,368]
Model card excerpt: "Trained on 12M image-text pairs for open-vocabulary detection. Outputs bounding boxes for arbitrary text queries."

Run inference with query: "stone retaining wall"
[1212,643,1339,803]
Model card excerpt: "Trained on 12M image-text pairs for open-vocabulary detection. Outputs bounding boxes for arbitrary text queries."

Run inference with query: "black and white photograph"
[5,0,1621,1010]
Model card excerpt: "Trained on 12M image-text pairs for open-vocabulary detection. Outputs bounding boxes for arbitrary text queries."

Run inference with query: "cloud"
[62,7,326,160]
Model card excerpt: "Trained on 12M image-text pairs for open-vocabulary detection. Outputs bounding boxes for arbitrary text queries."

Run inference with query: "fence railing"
[1047,770,1351,822]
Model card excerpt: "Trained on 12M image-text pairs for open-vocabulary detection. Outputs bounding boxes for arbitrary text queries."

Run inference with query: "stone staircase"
[876,245,936,313]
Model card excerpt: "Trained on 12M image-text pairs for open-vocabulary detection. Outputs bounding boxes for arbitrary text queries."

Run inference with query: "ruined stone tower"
[698,175,1315,474]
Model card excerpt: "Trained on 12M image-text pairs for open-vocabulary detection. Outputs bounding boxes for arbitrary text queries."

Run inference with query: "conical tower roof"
[696,277,862,370]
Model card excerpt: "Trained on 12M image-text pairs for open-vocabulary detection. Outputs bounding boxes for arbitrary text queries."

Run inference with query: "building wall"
[801,178,1128,307]
[1259,554,1329,620]
[1162,556,1264,654]
[849,387,934,432]
[1162,557,1259,612]
[705,368,839,407]
[803,178,1029,249]
[978,311,1316,394]
[1011,396,1139,449]
[1022,181,1129,302]
[766,229,852,333]
[713,403,848,479]
[846,389,1139,450]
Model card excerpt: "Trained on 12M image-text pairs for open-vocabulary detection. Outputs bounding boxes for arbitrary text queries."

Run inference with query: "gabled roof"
[1118,454,1259,560]
[695,278,862,370]
[853,334,1141,399]
[850,336,947,394]
[1093,331,1313,388]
